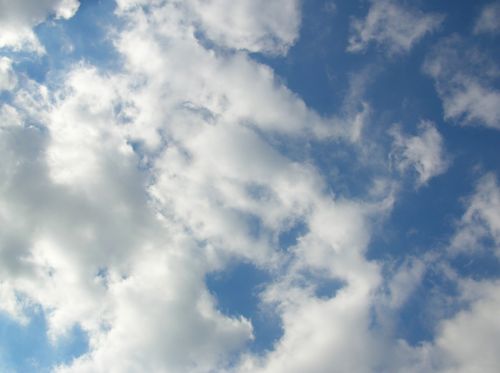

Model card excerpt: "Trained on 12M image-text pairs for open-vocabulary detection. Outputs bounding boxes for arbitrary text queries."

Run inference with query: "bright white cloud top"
[0,1,499,372]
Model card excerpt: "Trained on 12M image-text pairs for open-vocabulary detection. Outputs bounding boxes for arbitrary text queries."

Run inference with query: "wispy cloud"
[390,121,450,187]
[474,1,500,35]
[450,173,500,257]
[423,35,500,129]
[347,0,443,55]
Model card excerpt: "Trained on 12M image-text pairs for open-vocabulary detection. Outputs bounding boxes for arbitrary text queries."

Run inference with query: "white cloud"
[0,0,80,53]
[0,57,17,92]
[0,66,256,372]
[451,173,500,257]
[423,35,500,129]
[2,1,499,373]
[431,279,500,373]
[54,246,253,373]
[348,0,443,55]
[236,209,385,373]
[390,121,449,187]
[115,0,301,55]
[474,2,500,35]
[239,285,384,373]
[186,0,301,55]
[0,1,390,372]
[385,257,426,309]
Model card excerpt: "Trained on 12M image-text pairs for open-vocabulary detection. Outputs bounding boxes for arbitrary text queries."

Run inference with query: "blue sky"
[0,0,500,372]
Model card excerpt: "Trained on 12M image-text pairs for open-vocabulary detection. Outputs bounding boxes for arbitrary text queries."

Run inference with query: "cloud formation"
[348,0,442,55]
[0,1,499,372]
[474,1,500,35]
[424,35,500,129]
[451,173,500,257]
[186,0,301,54]
[0,57,17,91]
[0,0,80,53]
[390,121,449,187]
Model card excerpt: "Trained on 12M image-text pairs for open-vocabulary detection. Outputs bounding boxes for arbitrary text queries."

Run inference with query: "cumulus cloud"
[186,0,301,55]
[0,0,80,53]
[390,121,449,187]
[424,35,500,129]
[474,1,500,35]
[348,0,443,55]
[115,0,301,55]
[1,1,499,372]
[0,64,256,372]
[0,1,387,371]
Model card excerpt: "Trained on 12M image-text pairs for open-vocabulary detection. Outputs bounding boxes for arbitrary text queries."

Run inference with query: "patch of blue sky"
[390,262,462,346]
[294,268,346,299]
[0,307,88,372]
[257,0,500,256]
[20,0,121,84]
[307,138,383,198]
[256,0,500,352]
[450,252,500,281]
[0,52,50,85]
[368,126,500,263]
[253,0,358,117]
[278,219,308,251]
[206,262,283,353]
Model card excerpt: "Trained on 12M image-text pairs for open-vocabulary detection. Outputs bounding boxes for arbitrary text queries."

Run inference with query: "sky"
[0,0,499,372]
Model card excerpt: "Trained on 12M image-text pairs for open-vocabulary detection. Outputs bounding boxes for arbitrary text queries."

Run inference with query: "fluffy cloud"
[424,36,500,129]
[1,1,499,372]
[0,64,256,372]
[390,121,449,187]
[474,2,500,35]
[115,0,301,55]
[0,1,386,372]
[348,0,443,55]
[0,0,79,53]
[433,279,500,372]
[186,0,301,55]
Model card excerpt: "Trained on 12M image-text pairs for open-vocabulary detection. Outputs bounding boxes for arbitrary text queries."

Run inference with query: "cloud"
[0,64,256,372]
[450,173,500,257]
[0,57,17,92]
[474,2,500,35]
[399,173,500,373]
[390,121,449,187]
[0,1,426,370]
[433,279,500,372]
[0,0,80,53]
[186,0,301,55]
[0,1,387,371]
[115,0,301,55]
[235,198,390,373]
[423,35,500,129]
[1,1,499,372]
[395,173,500,372]
[347,0,443,55]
